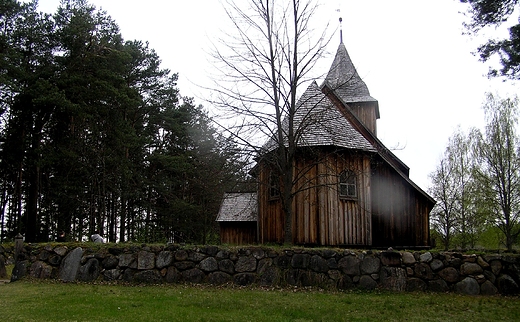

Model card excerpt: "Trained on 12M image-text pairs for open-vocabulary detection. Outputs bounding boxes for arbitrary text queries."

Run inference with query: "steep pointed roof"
[262,81,376,153]
[323,43,378,106]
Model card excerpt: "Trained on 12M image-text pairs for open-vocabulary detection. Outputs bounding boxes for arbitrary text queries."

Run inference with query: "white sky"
[34,0,519,190]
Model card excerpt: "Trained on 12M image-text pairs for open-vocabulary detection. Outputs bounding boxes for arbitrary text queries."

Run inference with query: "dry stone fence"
[1,242,519,296]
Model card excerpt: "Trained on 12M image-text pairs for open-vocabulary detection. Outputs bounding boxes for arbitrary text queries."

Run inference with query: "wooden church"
[217,39,435,248]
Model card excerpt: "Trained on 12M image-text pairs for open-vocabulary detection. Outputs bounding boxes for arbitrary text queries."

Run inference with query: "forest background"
[0,0,249,244]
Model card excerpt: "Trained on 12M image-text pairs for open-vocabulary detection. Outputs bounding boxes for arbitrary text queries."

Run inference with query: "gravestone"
[59,247,83,282]
[11,260,28,282]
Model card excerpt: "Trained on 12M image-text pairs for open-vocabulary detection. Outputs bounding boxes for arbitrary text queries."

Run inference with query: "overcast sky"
[34,0,519,190]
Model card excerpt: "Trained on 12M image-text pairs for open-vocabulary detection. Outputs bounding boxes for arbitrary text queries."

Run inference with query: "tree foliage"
[461,0,520,79]
[430,93,520,251]
[429,129,485,250]
[474,93,520,251]
[0,0,244,243]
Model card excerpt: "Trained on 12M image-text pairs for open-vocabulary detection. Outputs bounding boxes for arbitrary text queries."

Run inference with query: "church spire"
[323,43,377,106]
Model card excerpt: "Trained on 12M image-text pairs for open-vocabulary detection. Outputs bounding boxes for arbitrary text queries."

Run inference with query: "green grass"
[0,281,519,321]
[5,264,13,278]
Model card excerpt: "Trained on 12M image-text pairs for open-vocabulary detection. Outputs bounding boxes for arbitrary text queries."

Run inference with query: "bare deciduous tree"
[429,156,459,250]
[209,0,333,243]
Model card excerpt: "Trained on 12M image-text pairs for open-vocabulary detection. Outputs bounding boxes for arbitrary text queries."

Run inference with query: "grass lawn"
[0,280,519,321]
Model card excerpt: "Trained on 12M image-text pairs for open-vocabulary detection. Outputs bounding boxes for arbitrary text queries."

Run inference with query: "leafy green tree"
[474,93,520,251]
[429,128,485,250]
[449,129,487,249]
[461,0,520,79]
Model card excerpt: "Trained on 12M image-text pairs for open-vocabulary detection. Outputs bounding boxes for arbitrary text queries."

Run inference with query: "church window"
[339,170,357,199]
[269,171,280,199]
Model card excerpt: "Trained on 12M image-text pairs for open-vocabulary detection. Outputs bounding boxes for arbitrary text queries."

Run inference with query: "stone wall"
[1,243,520,295]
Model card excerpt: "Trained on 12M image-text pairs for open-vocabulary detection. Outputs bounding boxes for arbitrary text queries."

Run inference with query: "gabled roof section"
[262,82,376,153]
[321,84,435,205]
[217,192,257,222]
[324,43,379,117]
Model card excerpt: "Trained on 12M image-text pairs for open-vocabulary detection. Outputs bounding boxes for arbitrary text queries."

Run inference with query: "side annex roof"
[216,192,257,222]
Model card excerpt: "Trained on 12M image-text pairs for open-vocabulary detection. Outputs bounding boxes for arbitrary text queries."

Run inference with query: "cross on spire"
[339,17,343,44]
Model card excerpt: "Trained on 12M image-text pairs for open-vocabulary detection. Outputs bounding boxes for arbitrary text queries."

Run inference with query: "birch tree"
[474,93,520,251]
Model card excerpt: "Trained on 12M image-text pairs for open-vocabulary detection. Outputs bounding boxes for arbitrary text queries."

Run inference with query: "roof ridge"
[261,82,376,153]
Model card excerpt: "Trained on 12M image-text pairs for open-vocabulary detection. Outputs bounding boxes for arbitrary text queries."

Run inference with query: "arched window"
[339,170,357,199]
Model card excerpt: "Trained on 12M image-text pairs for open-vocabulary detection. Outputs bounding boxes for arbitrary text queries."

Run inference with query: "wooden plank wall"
[257,150,431,247]
[219,222,257,245]
[292,151,372,246]
[317,152,371,245]
[371,159,432,247]
[348,102,378,135]
[293,158,318,244]
[257,163,285,244]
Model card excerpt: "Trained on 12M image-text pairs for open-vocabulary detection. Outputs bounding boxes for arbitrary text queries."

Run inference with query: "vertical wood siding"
[258,162,285,244]
[371,158,432,247]
[349,102,378,135]
[257,151,432,247]
[219,222,257,245]
[259,150,372,246]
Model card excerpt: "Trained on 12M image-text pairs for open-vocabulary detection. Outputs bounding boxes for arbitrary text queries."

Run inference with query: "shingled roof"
[262,81,376,153]
[323,43,379,118]
[216,192,257,222]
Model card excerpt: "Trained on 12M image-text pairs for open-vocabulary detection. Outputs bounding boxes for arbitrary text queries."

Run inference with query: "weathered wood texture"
[257,162,285,244]
[257,150,432,247]
[349,102,378,135]
[371,157,432,247]
[258,150,373,246]
[219,222,257,245]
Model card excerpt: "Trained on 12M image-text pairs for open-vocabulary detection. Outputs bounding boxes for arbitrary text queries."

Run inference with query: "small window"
[269,172,280,199]
[339,170,357,199]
